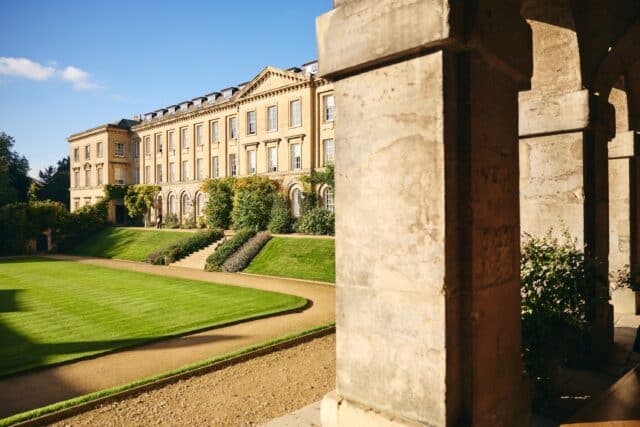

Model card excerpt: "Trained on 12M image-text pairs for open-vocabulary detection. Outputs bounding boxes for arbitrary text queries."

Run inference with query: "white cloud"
[0,57,56,80]
[0,57,101,90]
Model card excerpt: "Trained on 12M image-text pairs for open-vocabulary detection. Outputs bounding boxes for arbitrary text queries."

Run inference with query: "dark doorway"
[35,235,48,253]
[115,205,126,225]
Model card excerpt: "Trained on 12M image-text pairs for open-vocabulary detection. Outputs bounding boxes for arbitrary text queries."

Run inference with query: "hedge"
[222,231,272,272]
[146,229,224,265]
[205,229,256,271]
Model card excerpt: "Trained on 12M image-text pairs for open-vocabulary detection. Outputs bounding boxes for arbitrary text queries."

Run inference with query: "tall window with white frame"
[74,170,79,188]
[156,134,163,154]
[324,94,334,122]
[324,188,334,212]
[144,136,151,156]
[97,167,103,186]
[197,158,204,180]
[169,162,176,183]
[212,156,219,178]
[196,124,204,146]
[145,165,151,184]
[229,154,237,177]
[248,150,256,174]
[85,145,90,160]
[181,127,189,149]
[168,131,175,154]
[211,121,219,143]
[156,164,163,182]
[115,142,125,157]
[323,139,334,165]
[290,99,301,127]
[290,143,301,170]
[73,148,79,162]
[97,142,103,158]
[182,160,189,181]
[115,167,125,185]
[132,140,139,158]
[229,117,237,139]
[85,169,91,187]
[292,188,302,217]
[267,105,277,131]
[134,167,140,184]
[247,111,256,135]
[268,146,277,172]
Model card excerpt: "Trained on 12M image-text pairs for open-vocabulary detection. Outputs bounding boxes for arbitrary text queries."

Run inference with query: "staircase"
[170,237,225,270]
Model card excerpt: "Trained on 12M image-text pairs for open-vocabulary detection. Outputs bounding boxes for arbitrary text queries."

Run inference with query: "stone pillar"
[317,1,532,426]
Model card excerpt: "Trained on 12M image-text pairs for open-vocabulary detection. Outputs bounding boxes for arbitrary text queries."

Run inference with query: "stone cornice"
[68,125,130,143]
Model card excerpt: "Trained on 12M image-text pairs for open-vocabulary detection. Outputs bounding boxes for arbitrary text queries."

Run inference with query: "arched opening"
[322,186,334,213]
[181,192,191,224]
[291,188,302,218]
[168,193,177,216]
[195,192,205,219]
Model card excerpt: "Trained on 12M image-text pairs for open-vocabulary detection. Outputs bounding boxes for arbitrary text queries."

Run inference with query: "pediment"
[236,67,308,99]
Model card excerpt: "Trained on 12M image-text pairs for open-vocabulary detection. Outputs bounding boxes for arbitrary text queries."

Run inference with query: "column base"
[321,391,423,427]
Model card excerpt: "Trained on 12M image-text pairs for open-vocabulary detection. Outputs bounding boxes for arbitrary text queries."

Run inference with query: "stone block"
[519,90,590,137]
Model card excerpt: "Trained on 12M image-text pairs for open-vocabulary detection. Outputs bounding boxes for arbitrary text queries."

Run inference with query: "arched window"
[196,193,205,218]
[291,188,302,218]
[168,194,176,215]
[324,188,334,213]
[181,193,191,220]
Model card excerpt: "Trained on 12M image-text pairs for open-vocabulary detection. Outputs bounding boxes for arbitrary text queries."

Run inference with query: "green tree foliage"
[0,132,31,207]
[295,207,335,235]
[268,194,294,234]
[302,162,334,189]
[232,176,279,231]
[123,185,161,227]
[29,157,70,209]
[202,178,235,229]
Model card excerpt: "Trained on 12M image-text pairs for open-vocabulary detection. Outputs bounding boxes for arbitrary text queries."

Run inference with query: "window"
[290,99,301,127]
[290,143,301,170]
[168,131,175,153]
[196,193,205,218]
[182,160,189,181]
[144,136,151,156]
[267,105,277,131]
[97,167,103,186]
[247,111,256,135]
[168,194,176,215]
[323,139,335,165]
[169,162,176,182]
[181,193,190,219]
[324,188,334,212]
[132,140,139,158]
[73,148,79,162]
[247,150,256,174]
[85,145,91,160]
[181,127,189,149]
[115,167,125,185]
[156,164,163,182]
[212,156,219,178]
[196,124,204,146]
[197,158,204,180]
[156,134,163,153]
[115,142,125,157]
[229,117,237,139]
[134,167,140,184]
[292,188,302,217]
[229,154,237,177]
[211,121,219,142]
[145,165,151,183]
[74,170,79,188]
[97,142,103,158]
[324,95,335,122]
[85,169,91,187]
[268,146,277,172]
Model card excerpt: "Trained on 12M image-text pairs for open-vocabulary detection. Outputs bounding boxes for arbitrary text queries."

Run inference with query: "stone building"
[67,61,334,223]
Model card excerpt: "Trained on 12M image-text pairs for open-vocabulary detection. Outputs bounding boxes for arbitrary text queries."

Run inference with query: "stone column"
[317,1,531,426]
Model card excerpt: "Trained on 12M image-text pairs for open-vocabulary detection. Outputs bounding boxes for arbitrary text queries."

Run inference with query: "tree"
[202,178,235,229]
[123,185,160,227]
[30,157,70,209]
[232,176,279,231]
[0,132,31,207]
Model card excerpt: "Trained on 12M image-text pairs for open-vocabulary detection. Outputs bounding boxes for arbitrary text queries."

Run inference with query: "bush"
[54,199,109,252]
[232,176,279,231]
[222,231,272,272]
[164,213,180,229]
[146,229,223,265]
[301,191,317,215]
[521,230,608,408]
[0,201,68,255]
[181,214,196,229]
[202,178,234,229]
[205,229,256,271]
[296,208,335,235]
[197,216,207,229]
[268,195,293,234]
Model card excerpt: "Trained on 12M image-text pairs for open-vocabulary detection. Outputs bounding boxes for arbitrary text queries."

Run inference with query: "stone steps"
[170,237,225,270]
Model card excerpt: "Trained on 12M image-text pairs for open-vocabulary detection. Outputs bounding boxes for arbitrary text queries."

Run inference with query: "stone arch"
[317,183,334,213]
[288,182,303,218]
[179,190,192,224]
[194,191,206,220]
[167,192,177,217]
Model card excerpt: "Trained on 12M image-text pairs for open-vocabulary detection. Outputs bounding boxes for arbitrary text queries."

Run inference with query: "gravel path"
[50,334,336,427]
[0,255,334,418]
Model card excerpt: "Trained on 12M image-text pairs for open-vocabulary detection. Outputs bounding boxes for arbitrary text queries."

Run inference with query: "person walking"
[156,213,163,229]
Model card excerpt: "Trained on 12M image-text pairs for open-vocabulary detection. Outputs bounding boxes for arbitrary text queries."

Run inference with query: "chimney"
[133,114,141,121]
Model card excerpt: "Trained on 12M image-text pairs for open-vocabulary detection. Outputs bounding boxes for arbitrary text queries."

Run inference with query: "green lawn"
[69,227,189,261]
[0,258,306,377]
[244,237,335,283]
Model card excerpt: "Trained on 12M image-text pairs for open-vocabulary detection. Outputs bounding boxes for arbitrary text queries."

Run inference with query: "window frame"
[114,142,125,157]
[247,110,257,135]
[289,99,302,128]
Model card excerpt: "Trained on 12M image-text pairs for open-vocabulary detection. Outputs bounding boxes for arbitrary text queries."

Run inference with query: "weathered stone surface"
[519,90,590,137]
[609,131,636,158]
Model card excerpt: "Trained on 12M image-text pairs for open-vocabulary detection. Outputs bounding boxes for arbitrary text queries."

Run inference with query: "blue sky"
[0,0,332,177]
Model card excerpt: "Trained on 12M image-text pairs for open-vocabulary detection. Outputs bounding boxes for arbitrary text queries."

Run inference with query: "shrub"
[54,199,109,252]
[232,176,279,231]
[222,231,272,272]
[521,230,608,408]
[197,216,207,229]
[146,229,223,265]
[296,208,335,235]
[301,191,317,215]
[164,213,180,229]
[181,214,196,229]
[0,201,68,255]
[202,178,234,229]
[268,194,294,234]
[205,229,256,271]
